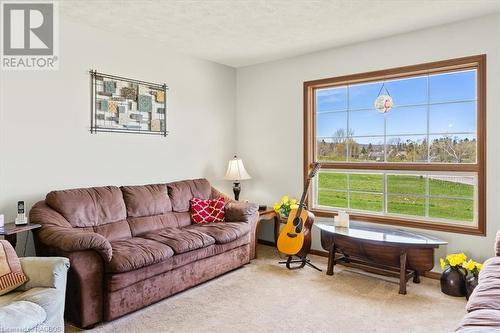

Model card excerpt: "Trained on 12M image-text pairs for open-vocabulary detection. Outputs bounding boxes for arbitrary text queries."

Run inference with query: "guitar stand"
[279,256,322,272]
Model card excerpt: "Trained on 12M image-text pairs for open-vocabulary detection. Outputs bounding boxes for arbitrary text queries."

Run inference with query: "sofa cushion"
[457,309,500,332]
[467,257,500,312]
[0,240,27,296]
[46,186,126,227]
[0,291,21,306]
[105,237,249,292]
[121,184,172,217]
[467,281,500,312]
[185,222,250,244]
[496,230,500,256]
[128,212,191,237]
[94,220,132,242]
[168,179,211,212]
[11,287,65,328]
[0,300,46,331]
[479,257,500,282]
[106,238,174,273]
[141,227,215,254]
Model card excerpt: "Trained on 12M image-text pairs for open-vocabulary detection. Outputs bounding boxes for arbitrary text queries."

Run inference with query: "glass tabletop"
[316,222,447,246]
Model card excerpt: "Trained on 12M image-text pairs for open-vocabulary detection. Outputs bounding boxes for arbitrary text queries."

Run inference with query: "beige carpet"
[67,245,466,333]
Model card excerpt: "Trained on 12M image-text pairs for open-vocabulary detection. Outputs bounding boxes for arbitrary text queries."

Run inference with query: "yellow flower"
[290,198,298,205]
[477,263,483,272]
[281,196,289,204]
[463,259,476,271]
[440,258,446,271]
[273,203,281,212]
[449,257,460,267]
[290,204,299,210]
[446,253,467,267]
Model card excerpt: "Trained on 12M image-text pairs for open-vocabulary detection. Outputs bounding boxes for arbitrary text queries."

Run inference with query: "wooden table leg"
[253,219,261,260]
[413,271,421,284]
[399,250,407,295]
[4,234,17,249]
[273,215,280,245]
[327,242,336,276]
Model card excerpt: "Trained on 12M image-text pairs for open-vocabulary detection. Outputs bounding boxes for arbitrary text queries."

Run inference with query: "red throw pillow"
[190,197,225,224]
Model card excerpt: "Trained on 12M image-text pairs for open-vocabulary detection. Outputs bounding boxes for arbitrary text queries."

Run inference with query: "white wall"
[0,17,237,254]
[237,14,500,269]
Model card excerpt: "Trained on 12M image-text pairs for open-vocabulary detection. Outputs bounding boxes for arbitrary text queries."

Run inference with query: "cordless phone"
[15,201,28,225]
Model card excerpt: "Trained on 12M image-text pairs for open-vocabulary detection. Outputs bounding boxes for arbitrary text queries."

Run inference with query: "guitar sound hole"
[293,217,301,227]
[295,224,303,233]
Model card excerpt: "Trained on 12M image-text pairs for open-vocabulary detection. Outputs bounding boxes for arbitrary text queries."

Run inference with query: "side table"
[254,209,281,258]
[0,223,41,253]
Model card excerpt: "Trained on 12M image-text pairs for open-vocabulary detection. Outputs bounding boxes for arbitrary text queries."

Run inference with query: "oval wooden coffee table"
[316,222,447,295]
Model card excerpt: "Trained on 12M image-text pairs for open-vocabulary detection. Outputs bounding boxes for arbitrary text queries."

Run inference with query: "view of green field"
[317,172,474,222]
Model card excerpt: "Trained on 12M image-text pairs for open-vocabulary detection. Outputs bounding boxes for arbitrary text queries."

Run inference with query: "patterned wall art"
[90,70,168,136]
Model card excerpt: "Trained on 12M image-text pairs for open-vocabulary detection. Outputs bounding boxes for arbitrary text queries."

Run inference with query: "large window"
[304,55,486,235]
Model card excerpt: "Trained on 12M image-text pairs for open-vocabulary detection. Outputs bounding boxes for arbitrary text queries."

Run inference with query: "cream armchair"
[0,257,70,332]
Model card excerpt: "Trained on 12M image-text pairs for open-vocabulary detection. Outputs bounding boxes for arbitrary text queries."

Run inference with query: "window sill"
[310,208,485,236]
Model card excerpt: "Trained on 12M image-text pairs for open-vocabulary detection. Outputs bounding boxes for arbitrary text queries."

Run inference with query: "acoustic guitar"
[277,162,320,256]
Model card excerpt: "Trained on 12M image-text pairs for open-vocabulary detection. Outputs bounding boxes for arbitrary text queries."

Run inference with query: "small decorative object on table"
[224,155,251,201]
[440,253,468,297]
[334,210,350,227]
[15,201,27,225]
[463,259,483,300]
[273,196,299,221]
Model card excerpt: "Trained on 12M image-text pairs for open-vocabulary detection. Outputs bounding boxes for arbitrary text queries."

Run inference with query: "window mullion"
[426,74,431,163]
[346,85,350,162]
[425,174,430,217]
[319,162,479,173]
[346,173,350,210]
[383,172,388,214]
[425,75,431,217]
[384,113,387,162]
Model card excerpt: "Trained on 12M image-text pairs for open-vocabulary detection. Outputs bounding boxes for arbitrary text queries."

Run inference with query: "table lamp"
[224,156,251,201]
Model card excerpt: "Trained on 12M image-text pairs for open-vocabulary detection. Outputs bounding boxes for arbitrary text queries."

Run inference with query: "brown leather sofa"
[29,178,258,328]
[456,230,500,332]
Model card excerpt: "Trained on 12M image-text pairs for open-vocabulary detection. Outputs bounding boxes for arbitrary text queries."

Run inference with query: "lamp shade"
[224,156,251,181]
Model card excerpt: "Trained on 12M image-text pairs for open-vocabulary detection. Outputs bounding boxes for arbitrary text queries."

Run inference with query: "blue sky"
[316,69,477,143]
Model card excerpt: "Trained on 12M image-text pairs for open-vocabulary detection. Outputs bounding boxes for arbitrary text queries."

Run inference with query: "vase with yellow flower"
[440,253,468,297]
[273,196,299,222]
[463,259,483,300]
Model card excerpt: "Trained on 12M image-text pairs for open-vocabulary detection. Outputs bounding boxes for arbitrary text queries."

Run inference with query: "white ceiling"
[61,0,500,67]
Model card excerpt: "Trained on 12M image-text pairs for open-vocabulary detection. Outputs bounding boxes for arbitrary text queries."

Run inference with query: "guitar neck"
[294,163,320,217]
[296,177,313,216]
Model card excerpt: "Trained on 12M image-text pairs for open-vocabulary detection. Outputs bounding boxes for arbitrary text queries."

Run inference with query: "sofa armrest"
[211,187,260,259]
[225,201,259,223]
[17,257,69,291]
[37,225,112,262]
[225,201,259,259]
[64,250,104,328]
[496,230,500,256]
